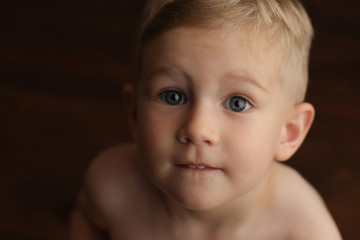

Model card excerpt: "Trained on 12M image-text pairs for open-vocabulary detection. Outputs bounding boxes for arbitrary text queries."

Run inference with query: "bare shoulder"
[77,142,145,229]
[272,163,342,240]
[85,142,140,190]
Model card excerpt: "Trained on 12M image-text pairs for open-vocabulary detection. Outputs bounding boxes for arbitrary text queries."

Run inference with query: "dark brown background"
[0,0,359,239]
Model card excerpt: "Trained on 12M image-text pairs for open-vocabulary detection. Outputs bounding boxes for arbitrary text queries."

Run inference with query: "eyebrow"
[224,72,268,93]
[144,67,187,82]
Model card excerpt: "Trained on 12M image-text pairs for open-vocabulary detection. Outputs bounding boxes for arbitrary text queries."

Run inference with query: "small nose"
[177,103,219,145]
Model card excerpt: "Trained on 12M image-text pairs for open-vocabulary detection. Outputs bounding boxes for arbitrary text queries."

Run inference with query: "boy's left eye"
[223,96,252,112]
[159,90,187,105]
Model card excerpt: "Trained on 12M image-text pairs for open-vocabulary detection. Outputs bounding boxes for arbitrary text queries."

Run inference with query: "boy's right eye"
[159,90,187,105]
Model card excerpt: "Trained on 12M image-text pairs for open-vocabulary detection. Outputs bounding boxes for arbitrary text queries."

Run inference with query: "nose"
[177,102,219,145]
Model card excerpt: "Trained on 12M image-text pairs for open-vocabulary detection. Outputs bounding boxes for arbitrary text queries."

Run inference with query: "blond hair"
[136,0,314,104]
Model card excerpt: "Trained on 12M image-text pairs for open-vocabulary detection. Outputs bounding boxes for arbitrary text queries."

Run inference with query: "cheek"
[222,132,275,195]
[137,109,174,145]
[221,117,282,176]
[136,106,178,168]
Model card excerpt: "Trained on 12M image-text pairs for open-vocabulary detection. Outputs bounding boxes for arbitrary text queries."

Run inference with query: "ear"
[122,83,137,141]
[275,102,315,162]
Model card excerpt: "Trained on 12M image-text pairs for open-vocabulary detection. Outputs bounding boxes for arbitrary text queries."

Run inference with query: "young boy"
[69,0,342,239]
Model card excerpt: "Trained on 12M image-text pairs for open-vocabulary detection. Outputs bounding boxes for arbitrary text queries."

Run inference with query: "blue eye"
[159,90,187,105]
[224,96,251,112]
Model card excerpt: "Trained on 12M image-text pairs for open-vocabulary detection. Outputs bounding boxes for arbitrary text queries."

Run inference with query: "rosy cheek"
[139,112,169,145]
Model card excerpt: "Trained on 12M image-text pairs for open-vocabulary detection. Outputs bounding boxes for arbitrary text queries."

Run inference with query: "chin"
[166,188,231,212]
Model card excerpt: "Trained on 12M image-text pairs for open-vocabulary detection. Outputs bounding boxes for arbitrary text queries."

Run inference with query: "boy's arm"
[68,143,138,239]
[68,188,109,240]
[68,207,108,240]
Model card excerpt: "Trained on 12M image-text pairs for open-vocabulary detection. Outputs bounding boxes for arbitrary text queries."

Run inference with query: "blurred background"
[0,0,359,239]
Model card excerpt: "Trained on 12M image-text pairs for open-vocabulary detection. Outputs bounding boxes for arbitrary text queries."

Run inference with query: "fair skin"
[69,26,342,239]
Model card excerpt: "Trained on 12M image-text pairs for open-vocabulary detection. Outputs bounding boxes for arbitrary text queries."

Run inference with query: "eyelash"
[158,90,252,112]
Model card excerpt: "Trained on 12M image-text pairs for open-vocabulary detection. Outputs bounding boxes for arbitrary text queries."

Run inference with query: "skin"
[69,26,342,240]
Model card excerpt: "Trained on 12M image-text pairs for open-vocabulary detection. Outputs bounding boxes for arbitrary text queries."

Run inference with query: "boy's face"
[133,26,292,210]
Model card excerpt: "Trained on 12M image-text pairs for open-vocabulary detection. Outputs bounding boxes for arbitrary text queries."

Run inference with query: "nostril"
[177,114,218,145]
[177,126,218,145]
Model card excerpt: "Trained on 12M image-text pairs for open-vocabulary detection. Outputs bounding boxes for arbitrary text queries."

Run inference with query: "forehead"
[141,26,283,91]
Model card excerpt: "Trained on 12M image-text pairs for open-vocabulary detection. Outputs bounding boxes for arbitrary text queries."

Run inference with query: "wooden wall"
[0,0,359,239]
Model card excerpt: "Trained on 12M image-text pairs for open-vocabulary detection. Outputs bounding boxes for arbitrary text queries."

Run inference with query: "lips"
[176,147,220,170]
